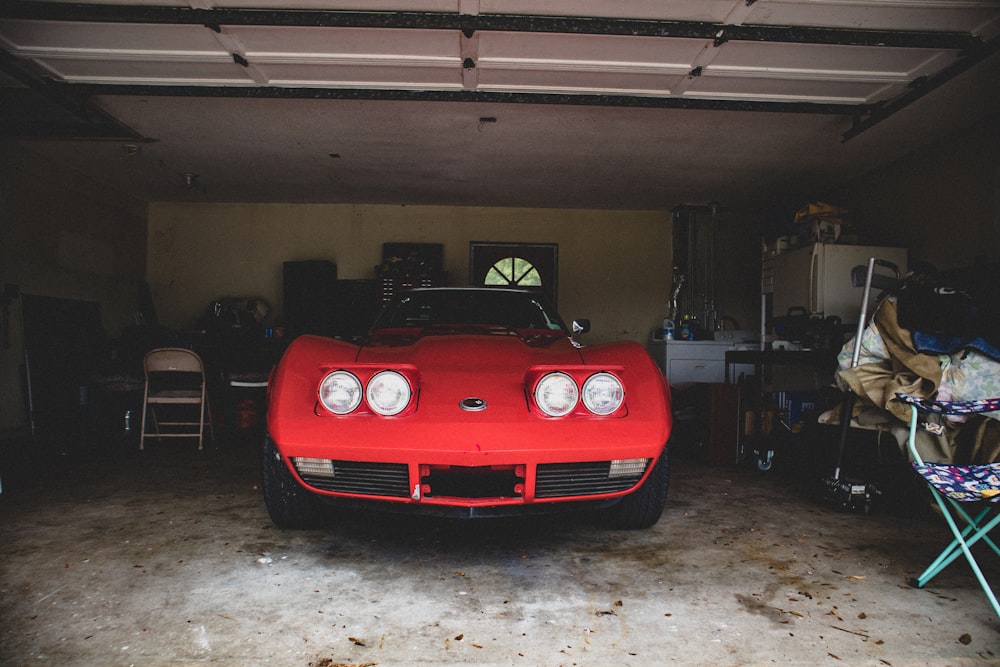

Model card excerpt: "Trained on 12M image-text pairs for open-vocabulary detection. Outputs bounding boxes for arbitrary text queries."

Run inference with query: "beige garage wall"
[147,203,672,344]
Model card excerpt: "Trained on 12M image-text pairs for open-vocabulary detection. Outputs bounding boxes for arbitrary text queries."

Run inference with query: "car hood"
[356,331,584,369]
[266,330,671,464]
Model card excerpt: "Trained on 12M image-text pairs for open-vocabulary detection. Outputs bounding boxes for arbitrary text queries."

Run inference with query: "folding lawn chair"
[897,392,1000,617]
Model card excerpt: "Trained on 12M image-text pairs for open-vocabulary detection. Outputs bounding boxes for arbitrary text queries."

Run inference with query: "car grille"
[294,459,410,498]
[535,461,648,498]
[292,459,648,501]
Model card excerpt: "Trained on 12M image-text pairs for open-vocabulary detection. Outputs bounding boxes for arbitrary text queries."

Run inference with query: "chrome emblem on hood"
[460,397,487,411]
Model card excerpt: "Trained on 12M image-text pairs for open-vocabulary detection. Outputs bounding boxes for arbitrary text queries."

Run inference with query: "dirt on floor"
[1,431,999,666]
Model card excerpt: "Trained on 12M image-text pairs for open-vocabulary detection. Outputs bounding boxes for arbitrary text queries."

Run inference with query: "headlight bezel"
[316,366,418,417]
[533,371,580,417]
[366,369,413,416]
[529,368,627,418]
[316,365,625,418]
[581,371,625,416]
[317,370,364,415]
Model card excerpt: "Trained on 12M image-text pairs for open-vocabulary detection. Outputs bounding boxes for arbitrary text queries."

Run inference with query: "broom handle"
[851,257,876,368]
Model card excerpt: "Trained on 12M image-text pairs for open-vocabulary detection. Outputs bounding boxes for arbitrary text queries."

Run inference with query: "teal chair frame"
[898,393,1000,618]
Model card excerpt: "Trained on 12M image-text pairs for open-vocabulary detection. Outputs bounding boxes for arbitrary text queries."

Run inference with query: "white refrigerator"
[761,243,908,325]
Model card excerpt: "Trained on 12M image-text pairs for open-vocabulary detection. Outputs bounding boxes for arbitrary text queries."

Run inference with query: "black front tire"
[262,433,322,529]
[604,448,670,529]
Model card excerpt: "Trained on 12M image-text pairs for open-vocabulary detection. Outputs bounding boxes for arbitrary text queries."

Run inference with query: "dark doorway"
[20,294,107,439]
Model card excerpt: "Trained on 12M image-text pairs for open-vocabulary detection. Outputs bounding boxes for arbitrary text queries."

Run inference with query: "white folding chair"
[140,347,214,450]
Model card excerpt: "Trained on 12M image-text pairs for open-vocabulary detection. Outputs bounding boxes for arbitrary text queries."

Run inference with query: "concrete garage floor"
[2,433,999,667]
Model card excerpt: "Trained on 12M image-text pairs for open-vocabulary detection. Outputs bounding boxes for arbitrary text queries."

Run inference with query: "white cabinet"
[663,340,755,386]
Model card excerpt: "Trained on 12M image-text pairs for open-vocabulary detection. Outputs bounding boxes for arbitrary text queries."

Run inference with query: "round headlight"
[534,372,579,417]
[581,372,624,415]
[318,370,363,415]
[366,370,412,416]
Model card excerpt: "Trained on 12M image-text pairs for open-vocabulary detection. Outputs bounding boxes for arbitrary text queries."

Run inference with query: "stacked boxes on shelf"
[377,242,446,303]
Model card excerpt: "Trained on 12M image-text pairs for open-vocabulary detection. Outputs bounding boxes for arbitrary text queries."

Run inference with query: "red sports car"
[263,287,672,529]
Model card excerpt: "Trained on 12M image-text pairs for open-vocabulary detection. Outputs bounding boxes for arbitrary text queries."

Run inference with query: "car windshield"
[372,289,567,333]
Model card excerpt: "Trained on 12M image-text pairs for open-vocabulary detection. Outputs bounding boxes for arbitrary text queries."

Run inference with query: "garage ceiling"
[2,0,999,210]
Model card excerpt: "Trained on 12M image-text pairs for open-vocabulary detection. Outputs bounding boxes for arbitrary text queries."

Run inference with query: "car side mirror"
[572,318,591,335]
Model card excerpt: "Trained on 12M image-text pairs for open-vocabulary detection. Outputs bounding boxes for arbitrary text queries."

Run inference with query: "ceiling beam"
[843,31,1000,141]
[57,81,862,116]
[0,48,145,139]
[0,2,984,50]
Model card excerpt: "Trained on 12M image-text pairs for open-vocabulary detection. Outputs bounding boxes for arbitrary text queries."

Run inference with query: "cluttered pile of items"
[830,264,1000,465]
[762,200,856,258]
[819,260,1000,513]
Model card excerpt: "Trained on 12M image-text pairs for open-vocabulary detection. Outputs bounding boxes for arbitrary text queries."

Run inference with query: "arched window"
[470,242,557,304]
[484,257,542,287]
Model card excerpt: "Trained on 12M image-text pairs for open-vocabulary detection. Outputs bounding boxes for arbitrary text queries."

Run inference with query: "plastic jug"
[678,315,696,340]
[662,318,675,340]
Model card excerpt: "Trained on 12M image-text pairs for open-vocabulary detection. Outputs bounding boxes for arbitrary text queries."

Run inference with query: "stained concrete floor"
[1,429,999,667]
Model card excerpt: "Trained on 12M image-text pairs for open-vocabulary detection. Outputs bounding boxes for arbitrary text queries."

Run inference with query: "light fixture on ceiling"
[182,173,199,189]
